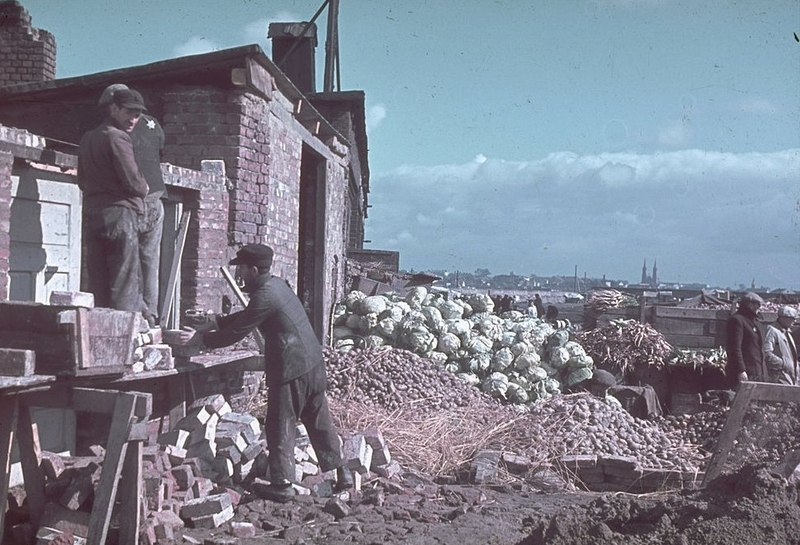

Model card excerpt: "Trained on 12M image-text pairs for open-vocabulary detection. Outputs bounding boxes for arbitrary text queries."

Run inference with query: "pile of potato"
[324,346,493,415]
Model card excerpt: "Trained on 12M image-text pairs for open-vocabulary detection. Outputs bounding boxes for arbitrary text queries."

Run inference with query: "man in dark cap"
[98,84,167,324]
[78,87,150,321]
[725,291,767,387]
[178,244,351,501]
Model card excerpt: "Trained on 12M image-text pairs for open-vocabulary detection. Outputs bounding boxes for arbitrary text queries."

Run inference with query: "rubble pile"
[330,289,594,404]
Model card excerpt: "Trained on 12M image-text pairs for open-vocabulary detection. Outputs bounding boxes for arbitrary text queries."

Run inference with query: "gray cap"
[740,292,765,305]
[98,83,129,106]
[777,306,798,319]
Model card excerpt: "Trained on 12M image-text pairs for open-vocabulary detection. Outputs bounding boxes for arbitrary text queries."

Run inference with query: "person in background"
[725,292,767,388]
[98,84,166,325]
[78,88,150,322]
[533,294,546,319]
[177,244,352,502]
[764,305,799,385]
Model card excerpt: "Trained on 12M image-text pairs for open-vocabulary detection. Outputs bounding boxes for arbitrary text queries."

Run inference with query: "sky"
[20,0,800,290]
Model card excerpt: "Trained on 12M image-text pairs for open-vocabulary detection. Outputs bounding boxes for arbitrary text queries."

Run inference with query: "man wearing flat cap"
[97,84,167,324]
[764,305,799,385]
[725,292,767,388]
[78,87,151,321]
[178,244,352,501]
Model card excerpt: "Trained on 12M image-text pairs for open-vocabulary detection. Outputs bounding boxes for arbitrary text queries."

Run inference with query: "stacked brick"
[0,0,57,87]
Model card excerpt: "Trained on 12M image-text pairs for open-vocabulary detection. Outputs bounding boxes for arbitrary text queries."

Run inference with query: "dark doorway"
[297,145,326,341]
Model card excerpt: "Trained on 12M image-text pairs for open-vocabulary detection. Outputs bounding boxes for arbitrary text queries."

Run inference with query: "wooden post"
[17,404,46,527]
[0,395,19,538]
[118,440,143,545]
[87,392,138,545]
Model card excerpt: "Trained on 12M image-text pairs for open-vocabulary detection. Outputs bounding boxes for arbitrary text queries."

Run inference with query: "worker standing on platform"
[78,88,150,323]
[97,84,166,325]
[177,244,352,501]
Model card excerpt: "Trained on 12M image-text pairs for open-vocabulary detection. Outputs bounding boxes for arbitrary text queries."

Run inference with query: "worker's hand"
[738,371,748,383]
[178,326,202,346]
[192,316,218,333]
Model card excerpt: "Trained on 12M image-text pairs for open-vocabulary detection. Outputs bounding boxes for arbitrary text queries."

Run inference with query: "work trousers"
[139,195,164,319]
[265,364,343,483]
[83,206,143,313]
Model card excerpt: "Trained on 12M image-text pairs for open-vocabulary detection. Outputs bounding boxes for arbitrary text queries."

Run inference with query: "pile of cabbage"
[331,288,595,405]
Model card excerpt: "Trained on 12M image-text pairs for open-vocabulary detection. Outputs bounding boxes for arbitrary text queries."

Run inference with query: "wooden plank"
[17,404,46,527]
[0,395,19,540]
[662,334,718,349]
[159,211,191,328]
[702,382,757,485]
[656,306,730,320]
[748,382,800,403]
[20,386,151,419]
[72,388,152,419]
[87,393,137,545]
[657,319,708,336]
[167,375,187,431]
[118,440,142,545]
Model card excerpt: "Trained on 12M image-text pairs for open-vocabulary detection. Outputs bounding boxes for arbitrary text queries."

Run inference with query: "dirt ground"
[177,462,800,545]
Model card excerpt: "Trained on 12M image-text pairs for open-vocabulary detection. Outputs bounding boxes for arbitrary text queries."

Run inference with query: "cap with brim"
[99,83,129,106]
[741,292,765,305]
[112,89,147,111]
[229,244,273,268]
[778,306,798,319]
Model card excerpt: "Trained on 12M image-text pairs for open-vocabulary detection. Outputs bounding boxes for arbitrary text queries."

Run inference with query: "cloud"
[173,36,222,58]
[733,97,779,116]
[657,119,692,149]
[367,103,387,132]
[365,149,800,289]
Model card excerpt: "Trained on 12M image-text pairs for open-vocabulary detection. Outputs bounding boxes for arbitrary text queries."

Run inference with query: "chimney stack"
[0,0,57,87]
[268,22,317,94]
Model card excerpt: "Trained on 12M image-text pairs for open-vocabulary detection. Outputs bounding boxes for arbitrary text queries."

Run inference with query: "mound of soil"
[177,464,799,545]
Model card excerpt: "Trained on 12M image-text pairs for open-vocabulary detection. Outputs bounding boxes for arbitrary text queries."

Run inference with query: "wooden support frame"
[702,381,800,486]
[0,387,151,545]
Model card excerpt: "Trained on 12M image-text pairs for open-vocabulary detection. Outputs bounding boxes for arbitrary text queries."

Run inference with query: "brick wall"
[0,0,56,86]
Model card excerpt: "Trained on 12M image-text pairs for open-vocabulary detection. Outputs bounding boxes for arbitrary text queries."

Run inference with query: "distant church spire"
[652,260,658,287]
[641,259,648,284]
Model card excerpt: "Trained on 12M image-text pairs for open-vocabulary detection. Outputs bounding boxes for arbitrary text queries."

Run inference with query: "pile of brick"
[27,394,398,544]
[129,325,175,375]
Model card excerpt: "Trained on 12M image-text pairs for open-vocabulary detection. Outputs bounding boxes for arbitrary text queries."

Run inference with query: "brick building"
[0,0,369,342]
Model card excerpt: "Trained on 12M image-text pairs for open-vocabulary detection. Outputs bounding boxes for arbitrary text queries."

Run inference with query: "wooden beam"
[17,405,46,527]
[0,395,19,539]
[118,440,143,545]
[86,393,138,545]
[160,210,192,328]
[21,387,151,419]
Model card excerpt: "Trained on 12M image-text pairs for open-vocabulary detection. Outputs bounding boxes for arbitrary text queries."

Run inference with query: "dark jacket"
[78,118,149,213]
[130,114,166,196]
[725,308,766,383]
[202,274,323,386]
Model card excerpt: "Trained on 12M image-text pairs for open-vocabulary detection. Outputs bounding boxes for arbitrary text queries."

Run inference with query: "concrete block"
[49,291,94,307]
[0,348,35,377]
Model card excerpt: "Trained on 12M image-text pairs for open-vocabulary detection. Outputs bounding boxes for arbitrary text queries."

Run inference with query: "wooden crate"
[0,302,136,376]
